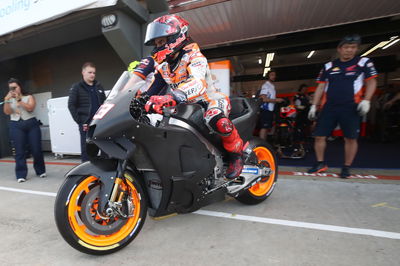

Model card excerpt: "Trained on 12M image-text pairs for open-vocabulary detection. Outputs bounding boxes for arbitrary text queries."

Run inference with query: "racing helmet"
[144,15,189,63]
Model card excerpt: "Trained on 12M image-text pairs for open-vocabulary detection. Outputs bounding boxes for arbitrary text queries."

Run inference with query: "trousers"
[9,118,45,179]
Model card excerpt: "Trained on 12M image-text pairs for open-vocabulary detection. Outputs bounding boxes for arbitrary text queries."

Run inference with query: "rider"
[131,15,244,179]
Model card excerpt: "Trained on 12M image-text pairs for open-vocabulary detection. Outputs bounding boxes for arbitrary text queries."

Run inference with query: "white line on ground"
[1,186,399,240]
[194,210,400,240]
[0,186,57,197]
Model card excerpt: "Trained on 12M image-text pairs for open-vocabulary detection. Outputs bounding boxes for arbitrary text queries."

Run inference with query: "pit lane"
[0,157,399,266]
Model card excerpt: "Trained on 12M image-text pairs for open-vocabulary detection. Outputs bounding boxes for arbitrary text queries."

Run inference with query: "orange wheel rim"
[248,147,276,196]
[67,176,141,247]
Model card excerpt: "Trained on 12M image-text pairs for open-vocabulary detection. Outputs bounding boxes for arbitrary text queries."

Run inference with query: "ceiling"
[0,0,399,85]
[169,0,400,83]
[172,0,400,48]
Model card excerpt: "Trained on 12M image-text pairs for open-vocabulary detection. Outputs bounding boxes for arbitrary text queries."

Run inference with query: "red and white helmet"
[144,15,189,63]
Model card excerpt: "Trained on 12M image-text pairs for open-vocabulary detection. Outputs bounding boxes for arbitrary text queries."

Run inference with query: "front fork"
[98,160,130,218]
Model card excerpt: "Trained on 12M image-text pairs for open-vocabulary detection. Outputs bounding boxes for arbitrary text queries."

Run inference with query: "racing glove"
[357,100,370,116]
[145,95,176,114]
[308,104,317,120]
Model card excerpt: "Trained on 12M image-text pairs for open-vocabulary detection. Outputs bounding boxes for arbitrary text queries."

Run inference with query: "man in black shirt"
[294,84,311,141]
[68,62,106,162]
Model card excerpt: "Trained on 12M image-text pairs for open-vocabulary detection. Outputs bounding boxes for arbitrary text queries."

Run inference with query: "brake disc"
[80,186,127,235]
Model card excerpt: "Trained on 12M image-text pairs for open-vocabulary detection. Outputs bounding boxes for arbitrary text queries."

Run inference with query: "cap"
[338,34,361,47]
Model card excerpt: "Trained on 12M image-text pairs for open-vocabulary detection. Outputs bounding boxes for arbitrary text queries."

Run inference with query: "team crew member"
[130,15,244,179]
[294,84,311,141]
[258,70,284,141]
[308,35,377,178]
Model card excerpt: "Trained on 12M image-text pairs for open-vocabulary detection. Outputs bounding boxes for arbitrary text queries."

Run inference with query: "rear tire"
[54,172,147,255]
[236,139,278,205]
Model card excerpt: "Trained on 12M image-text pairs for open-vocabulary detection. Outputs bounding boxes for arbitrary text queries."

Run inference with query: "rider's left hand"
[145,95,176,114]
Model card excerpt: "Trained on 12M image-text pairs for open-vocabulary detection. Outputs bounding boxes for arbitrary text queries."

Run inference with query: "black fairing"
[170,97,260,149]
[87,81,220,216]
[229,97,260,142]
[85,76,259,217]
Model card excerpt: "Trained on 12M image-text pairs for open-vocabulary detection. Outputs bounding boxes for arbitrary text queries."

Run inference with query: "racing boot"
[217,118,244,179]
[225,152,244,180]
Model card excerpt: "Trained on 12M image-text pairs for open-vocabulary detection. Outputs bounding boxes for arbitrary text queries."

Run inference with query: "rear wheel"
[54,172,147,255]
[236,140,278,205]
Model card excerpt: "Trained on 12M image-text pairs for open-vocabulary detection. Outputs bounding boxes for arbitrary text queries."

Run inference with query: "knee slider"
[204,108,232,136]
[215,117,233,135]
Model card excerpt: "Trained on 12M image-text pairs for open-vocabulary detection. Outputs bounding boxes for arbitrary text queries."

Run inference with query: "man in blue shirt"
[308,35,377,178]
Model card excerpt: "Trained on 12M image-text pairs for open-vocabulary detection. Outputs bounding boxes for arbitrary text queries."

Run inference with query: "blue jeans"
[9,118,46,179]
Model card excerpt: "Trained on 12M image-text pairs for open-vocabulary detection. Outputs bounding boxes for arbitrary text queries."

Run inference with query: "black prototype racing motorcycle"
[54,72,278,255]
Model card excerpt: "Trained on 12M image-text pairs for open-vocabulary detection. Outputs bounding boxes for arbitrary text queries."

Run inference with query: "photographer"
[3,78,46,183]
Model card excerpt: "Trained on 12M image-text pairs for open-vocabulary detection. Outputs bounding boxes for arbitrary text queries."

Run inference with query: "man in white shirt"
[258,70,284,140]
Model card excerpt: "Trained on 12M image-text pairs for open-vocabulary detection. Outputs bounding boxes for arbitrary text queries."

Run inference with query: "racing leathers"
[133,43,244,179]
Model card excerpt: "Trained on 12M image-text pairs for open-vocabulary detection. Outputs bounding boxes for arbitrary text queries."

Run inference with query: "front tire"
[54,172,147,255]
[236,139,278,205]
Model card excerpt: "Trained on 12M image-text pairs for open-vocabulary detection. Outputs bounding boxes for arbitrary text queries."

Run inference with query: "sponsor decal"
[217,99,225,109]
[191,61,202,67]
[346,65,357,72]
[204,108,222,121]
[332,67,340,71]
[345,72,356,76]
[93,103,115,120]
[242,168,259,174]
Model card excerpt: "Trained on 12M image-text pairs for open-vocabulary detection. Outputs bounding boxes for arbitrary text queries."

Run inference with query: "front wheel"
[54,172,147,255]
[236,140,278,205]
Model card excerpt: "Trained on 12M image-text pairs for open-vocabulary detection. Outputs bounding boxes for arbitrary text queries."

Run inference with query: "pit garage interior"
[0,0,399,169]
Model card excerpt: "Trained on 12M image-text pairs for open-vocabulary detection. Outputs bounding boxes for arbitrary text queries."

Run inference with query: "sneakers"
[17,173,46,182]
[340,166,351,179]
[225,153,244,180]
[307,162,328,174]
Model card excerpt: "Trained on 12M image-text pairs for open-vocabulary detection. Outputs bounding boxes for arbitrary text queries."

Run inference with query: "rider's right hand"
[145,95,176,114]
[308,105,317,120]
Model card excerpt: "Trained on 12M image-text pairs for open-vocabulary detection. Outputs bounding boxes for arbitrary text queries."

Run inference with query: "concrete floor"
[0,155,399,266]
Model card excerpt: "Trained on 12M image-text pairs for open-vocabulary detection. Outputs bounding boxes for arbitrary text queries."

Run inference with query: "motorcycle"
[54,72,277,255]
[273,100,306,159]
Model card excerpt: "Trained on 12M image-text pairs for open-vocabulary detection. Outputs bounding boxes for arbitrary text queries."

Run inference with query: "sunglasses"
[9,86,17,91]
[339,35,361,46]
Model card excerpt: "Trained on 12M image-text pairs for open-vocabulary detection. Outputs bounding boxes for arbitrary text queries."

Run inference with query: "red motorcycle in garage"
[54,72,278,254]
[273,100,306,159]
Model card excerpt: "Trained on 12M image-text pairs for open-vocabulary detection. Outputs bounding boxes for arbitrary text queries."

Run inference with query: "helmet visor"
[144,22,179,46]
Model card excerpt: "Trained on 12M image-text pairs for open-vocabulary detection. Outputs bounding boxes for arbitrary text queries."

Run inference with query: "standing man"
[308,35,377,178]
[68,62,106,162]
[294,84,311,141]
[258,70,284,141]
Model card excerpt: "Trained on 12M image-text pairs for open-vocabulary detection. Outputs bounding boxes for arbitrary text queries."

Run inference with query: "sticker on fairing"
[93,103,115,120]
[242,168,259,174]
